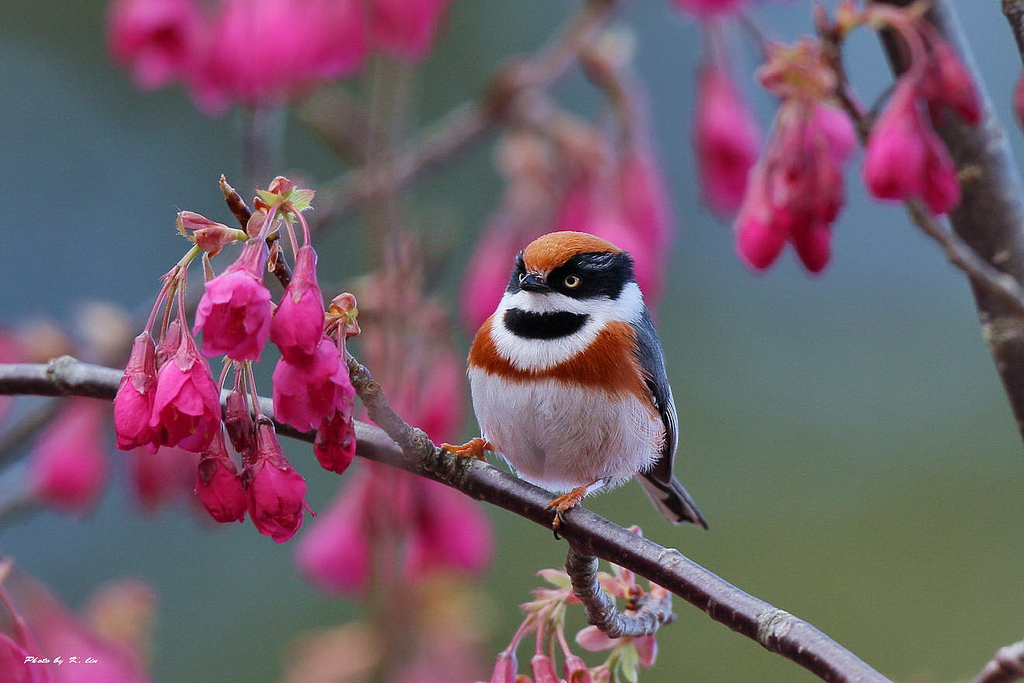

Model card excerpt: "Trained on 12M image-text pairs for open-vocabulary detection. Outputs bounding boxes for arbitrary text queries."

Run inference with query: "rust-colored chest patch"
[469,317,653,403]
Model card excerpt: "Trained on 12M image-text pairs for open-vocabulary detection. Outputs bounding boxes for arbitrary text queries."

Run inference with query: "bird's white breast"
[468,367,663,492]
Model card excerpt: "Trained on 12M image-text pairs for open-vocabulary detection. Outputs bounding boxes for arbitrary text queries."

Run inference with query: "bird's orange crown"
[522,231,622,274]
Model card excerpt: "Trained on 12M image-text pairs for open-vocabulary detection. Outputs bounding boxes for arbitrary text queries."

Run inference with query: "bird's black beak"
[519,273,551,293]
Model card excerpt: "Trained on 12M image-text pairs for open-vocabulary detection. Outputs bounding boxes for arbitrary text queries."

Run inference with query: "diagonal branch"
[0,356,890,683]
[972,640,1024,683]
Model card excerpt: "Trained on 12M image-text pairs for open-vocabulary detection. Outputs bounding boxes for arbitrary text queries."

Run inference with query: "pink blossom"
[270,244,325,363]
[736,101,855,273]
[370,0,451,62]
[107,0,202,91]
[863,79,960,215]
[404,480,493,578]
[635,634,658,668]
[127,446,198,511]
[30,399,108,512]
[489,651,517,683]
[295,470,373,595]
[193,240,272,362]
[0,632,46,683]
[114,331,159,452]
[272,337,352,432]
[671,0,747,19]
[530,654,559,683]
[177,210,243,257]
[223,388,256,456]
[921,41,980,125]
[244,424,307,542]
[195,432,247,523]
[564,655,593,683]
[618,147,675,253]
[149,331,222,452]
[188,0,366,113]
[314,407,356,475]
[694,61,761,216]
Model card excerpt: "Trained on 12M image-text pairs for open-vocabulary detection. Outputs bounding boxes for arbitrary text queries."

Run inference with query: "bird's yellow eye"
[563,274,581,289]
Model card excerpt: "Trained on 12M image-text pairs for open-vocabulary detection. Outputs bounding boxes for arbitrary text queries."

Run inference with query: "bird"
[445,230,706,530]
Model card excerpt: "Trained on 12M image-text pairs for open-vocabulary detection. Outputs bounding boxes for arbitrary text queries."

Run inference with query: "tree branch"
[0,357,890,682]
[972,640,1024,683]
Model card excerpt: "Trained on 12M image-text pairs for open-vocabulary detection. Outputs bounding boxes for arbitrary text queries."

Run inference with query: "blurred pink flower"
[244,424,307,542]
[107,0,202,90]
[271,244,325,363]
[921,40,980,125]
[314,406,356,475]
[30,399,108,513]
[617,147,675,254]
[404,479,493,579]
[127,445,198,511]
[149,330,221,452]
[272,337,352,432]
[694,61,760,216]
[862,79,960,215]
[195,432,247,523]
[671,0,747,19]
[370,0,451,62]
[114,331,158,452]
[488,651,517,683]
[193,239,272,362]
[189,0,366,113]
[295,468,374,595]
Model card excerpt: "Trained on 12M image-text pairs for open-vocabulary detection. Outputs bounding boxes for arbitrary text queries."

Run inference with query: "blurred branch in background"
[0,356,892,682]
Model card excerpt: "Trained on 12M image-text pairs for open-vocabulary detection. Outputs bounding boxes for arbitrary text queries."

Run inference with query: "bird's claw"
[440,437,491,461]
[546,485,589,538]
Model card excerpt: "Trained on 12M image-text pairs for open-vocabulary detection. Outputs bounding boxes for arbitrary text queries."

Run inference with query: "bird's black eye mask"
[506,250,635,299]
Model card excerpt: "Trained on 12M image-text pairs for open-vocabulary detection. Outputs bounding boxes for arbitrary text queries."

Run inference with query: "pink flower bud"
[694,62,760,216]
[314,408,356,475]
[195,432,247,523]
[863,79,960,215]
[114,331,158,452]
[489,650,518,683]
[564,655,593,683]
[177,211,243,257]
[244,424,307,542]
[270,245,325,363]
[735,168,787,271]
[272,338,353,432]
[530,654,559,683]
[671,0,746,19]
[295,471,372,595]
[618,147,674,253]
[149,331,222,452]
[223,389,255,455]
[404,480,493,579]
[128,446,198,511]
[370,0,451,62]
[922,41,980,125]
[30,399,108,512]
[193,240,272,362]
[107,0,202,91]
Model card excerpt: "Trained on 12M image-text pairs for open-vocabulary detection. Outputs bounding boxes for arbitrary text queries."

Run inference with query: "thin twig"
[565,547,675,638]
[0,357,891,682]
[972,640,1024,683]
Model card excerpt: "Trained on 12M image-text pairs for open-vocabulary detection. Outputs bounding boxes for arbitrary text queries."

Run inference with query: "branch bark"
[972,640,1024,683]
[0,357,890,683]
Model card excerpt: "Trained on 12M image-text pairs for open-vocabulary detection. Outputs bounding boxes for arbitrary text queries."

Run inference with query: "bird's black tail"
[637,473,708,529]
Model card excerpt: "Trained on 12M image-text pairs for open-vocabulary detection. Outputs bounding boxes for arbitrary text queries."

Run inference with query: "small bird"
[447,231,706,529]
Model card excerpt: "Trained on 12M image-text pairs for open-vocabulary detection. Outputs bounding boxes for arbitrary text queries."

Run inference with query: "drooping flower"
[113,331,159,452]
[862,78,960,215]
[193,239,272,362]
[694,61,761,216]
[107,0,202,91]
[272,337,352,432]
[563,654,594,683]
[671,0,747,19]
[127,445,198,511]
[176,210,245,257]
[195,431,247,523]
[488,651,517,683]
[370,0,452,62]
[530,654,559,683]
[294,469,373,595]
[618,146,675,254]
[188,0,366,114]
[243,423,307,542]
[149,330,222,452]
[314,406,356,475]
[920,40,980,125]
[270,244,325,363]
[404,480,493,579]
[30,399,109,513]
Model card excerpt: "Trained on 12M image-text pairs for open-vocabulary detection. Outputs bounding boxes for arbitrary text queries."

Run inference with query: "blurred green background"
[3,0,1024,681]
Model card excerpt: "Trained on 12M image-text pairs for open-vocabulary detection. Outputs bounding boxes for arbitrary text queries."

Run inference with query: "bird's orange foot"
[547,485,590,533]
[440,437,491,461]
